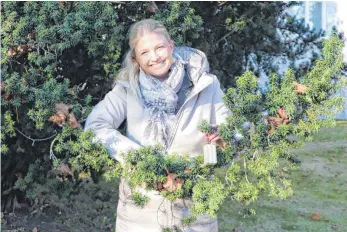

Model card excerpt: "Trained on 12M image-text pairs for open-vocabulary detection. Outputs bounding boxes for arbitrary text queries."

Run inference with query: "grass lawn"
[218,121,347,232]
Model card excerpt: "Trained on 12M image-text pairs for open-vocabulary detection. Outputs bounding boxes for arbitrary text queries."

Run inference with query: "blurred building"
[261,1,347,119]
[295,1,347,119]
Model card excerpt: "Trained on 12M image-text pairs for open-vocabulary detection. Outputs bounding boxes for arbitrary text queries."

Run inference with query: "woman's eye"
[157,46,163,49]
[141,51,148,55]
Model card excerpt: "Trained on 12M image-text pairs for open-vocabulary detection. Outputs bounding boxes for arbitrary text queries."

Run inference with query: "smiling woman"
[85,19,230,231]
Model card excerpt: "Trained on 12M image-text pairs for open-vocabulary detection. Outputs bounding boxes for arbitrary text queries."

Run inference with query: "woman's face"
[134,32,174,80]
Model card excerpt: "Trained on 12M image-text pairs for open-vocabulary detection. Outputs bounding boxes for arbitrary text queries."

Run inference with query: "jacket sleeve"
[84,84,141,164]
[211,76,231,126]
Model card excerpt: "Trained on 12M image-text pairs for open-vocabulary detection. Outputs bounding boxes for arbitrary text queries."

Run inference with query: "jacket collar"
[173,46,210,85]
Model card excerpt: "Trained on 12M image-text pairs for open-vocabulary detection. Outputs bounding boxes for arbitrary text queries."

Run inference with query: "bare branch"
[14,127,57,146]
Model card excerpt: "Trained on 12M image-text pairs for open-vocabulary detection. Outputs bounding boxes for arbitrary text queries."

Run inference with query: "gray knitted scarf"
[139,53,186,147]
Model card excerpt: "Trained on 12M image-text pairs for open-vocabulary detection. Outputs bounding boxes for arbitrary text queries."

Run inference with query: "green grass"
[310,121,347,142]
[218,121,347,232]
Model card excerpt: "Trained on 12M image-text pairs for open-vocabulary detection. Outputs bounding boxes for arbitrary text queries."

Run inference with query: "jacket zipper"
[165,79,213,152]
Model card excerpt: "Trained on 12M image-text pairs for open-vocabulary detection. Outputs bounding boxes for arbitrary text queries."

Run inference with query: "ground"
[1,122,347,232]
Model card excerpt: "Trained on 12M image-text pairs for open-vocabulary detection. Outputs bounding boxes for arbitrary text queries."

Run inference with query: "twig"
[50,136,59,161]
[244,157,249,183]
[14,127,57,146]
[15,107,19,122]
[216,31,233,44]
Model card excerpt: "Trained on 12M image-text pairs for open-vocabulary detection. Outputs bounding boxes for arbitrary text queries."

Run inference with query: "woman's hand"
[205,132,227,148]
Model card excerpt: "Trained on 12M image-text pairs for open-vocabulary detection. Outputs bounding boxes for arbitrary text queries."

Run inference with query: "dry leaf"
[3,92,12,100]
[277,106,288,119]
[217,1,227,6]
[163,173,184,192]
[8,48,17,56]
[265,116,290,134]
[293,81,308,94]
[266,106,291,134]
[184,169,192,174]
[68,111,81,128]
[55,103,72,115]
[147,1,159,13]
[58,1,66,7]
[15,172,24,178]
[78,171,90,180]
[17,45,29,54]
[48,103,81,128]
[27,33,35,40]
[48,113,66,127]
[154,181,164,191]
[311,213,321,220]
[54,163,72,178]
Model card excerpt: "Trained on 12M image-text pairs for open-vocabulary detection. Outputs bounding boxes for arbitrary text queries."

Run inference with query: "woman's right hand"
[205,132,227,148]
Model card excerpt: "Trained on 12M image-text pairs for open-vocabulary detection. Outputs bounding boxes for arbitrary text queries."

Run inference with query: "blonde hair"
[116,19,172,99]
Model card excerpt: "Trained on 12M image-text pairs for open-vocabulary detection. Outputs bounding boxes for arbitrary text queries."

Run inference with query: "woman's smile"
[150,60,165,67]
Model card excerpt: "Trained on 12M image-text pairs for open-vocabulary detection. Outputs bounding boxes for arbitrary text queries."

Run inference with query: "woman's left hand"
[205,133,227,148]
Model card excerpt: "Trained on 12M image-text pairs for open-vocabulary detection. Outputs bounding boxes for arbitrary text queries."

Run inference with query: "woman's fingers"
[205,133,227,148]
[208,134,220,142]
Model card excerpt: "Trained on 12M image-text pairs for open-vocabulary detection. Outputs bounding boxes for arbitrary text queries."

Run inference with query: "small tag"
[203,143,217,166]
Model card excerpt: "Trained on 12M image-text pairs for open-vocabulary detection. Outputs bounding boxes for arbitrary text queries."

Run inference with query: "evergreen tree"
[190,1,325,88]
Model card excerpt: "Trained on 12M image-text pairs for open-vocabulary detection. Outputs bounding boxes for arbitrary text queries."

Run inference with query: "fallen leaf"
[184,169,192,174]
[311,213,321,220]
[163,173,184,192]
